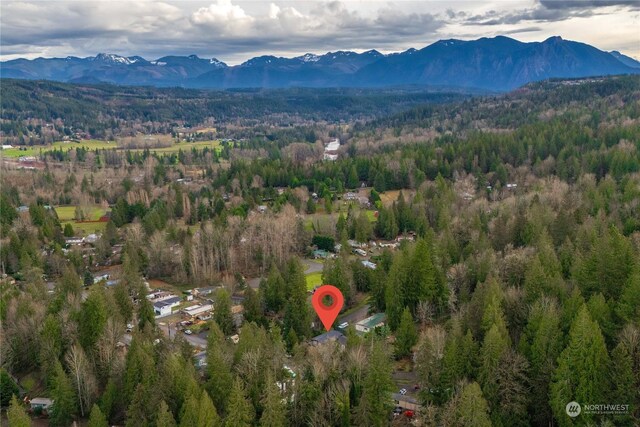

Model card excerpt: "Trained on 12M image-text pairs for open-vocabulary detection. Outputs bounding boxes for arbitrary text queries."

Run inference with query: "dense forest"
[1,75,639,426]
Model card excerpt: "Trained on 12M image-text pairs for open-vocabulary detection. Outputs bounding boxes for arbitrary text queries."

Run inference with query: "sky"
[1,0,638,64]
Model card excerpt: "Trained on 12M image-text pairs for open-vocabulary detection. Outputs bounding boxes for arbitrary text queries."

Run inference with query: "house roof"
[311,330,347,346]
[357,313,386,329]
[31,397,54,405]
[153,296,182,309]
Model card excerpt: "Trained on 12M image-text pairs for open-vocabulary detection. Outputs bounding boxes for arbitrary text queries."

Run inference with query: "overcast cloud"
[1,0,638,64]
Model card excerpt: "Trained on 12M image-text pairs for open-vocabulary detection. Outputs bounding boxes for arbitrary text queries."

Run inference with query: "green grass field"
[1,139,223,159]
[62,221,107,235]
[305,272,323,291]
[130,140,222,154]
[55,205,109,235]
[1,146,42,158]
[55,205,107,221]
[1,140,117,158]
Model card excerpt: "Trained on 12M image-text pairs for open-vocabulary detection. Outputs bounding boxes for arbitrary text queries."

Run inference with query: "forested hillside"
[0,79,468,144]
[1,76,639,426]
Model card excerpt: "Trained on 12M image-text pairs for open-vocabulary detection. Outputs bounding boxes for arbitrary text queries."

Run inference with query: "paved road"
[158,322,208,348]
[338,303,370,325]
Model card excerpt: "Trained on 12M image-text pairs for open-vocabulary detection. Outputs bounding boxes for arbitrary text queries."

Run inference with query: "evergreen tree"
[87,404,108,427]
[7,395,31,427]
[373,172,386,193]
[354,211,373,243]
[306,196,316,214]
[609,342,636,426]
[617,267,640,327]
[410,238,447,311]
[260,374,287,427]
[225,378,255,427]
[322,257,352,303]
[347,165,359,189]
[0,368,19,407]
[478,323,510,416]
[283,259,311,341]
[395,307,418,358]
[519,298,563,427]
[125,383,155,427]
[260,265,286,313]
[78,289,108,351]
[385,251,409,330]
[214,288,234,336]
[573,225,634,300]
[180,393,200,427]
[49,361,77,427]
[375,206,398,240]
[157,400,177,427]
[356,340,394,427]
[206,322,233,415]
[198,389,222,427]
[450,382,492,427]
[242,286,264,326]
[63,223,74,237]
[550,305,611,427]
[440,324,477,401]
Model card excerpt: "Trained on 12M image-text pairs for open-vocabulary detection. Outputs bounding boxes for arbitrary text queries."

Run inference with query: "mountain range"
[2,36,639,91]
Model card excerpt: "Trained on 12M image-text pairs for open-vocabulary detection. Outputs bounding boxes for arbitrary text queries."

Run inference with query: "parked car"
[399,388,407,395]
[338,322,349,329]
[184,329,193,335]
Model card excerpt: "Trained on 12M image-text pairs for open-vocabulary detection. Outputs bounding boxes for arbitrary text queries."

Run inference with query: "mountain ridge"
[1,36,638,91]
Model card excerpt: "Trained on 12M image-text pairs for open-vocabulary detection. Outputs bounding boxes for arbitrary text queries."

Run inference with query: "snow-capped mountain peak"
[94,53,135,64]
[298,53,320,63]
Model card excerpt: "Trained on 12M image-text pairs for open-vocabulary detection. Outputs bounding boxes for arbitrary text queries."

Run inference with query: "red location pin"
[312,285,344,331]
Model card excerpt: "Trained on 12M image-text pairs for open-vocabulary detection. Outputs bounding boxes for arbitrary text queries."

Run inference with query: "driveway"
[158,322,208,349]
[338,303,370,325]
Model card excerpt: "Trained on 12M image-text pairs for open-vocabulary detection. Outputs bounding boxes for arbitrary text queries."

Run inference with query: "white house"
[154,296,182,317]
[182,303,213,318]
[361,260,377,270]
[356,313,386,334]
[354,248,367,257]
[30,397,54,412]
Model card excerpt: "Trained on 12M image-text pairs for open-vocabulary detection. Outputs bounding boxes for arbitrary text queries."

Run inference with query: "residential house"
[193,286,219,298]
[361,260,376,270]
[313,249,330,259]
[147,291,177,303]
[30,397,54,412]
[182,303,214,318]
[356,313,386,334]
[311,330,347,348]
[154,296,182,317]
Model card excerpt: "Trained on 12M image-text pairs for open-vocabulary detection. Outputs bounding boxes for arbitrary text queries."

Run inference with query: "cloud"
[0,0,446,62]
[538,0,640,10]
[0,0,637,63]
[461,0,638,26]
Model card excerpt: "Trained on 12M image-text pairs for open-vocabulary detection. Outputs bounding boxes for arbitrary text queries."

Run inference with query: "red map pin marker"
[312,285,344,331]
